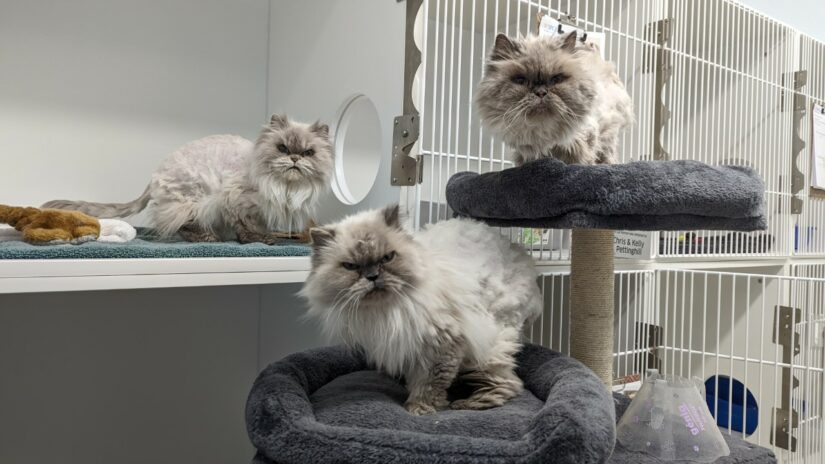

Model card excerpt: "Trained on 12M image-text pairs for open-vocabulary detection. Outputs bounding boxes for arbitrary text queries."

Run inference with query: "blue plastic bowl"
[705,375,758,436]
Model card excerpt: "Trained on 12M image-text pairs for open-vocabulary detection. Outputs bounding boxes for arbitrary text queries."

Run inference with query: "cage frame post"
[787,70,808,214]
[647,17,672,161]
[570,229,615,385]
[391,0,423,187]
[771,304,802,452]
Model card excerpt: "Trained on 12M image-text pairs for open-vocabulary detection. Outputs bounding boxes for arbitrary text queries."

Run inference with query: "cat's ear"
[490,34,520,61]
[310,120,330,138]
[270,114,289,129]
[562,30,578,51]
[309,227,336,249]
[381,204,401,229]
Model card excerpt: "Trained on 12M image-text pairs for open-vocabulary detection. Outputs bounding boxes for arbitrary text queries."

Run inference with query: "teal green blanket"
[0,229,310,259]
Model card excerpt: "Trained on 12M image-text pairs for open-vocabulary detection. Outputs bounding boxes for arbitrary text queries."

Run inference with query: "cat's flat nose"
[534,88,548,98]
[289,155,301,163]
[364,268,380,281]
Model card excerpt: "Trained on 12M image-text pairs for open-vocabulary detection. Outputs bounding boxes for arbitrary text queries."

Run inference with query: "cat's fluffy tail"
[42,184,151,218]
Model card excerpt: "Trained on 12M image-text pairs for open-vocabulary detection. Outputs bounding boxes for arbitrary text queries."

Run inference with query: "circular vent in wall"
[331,94,383,205]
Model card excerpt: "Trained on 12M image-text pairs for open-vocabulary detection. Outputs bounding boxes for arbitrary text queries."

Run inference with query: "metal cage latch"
[771,305,801,452]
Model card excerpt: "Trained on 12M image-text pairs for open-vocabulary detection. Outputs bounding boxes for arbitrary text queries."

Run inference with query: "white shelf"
[533,256,823,275]
[7,254,824,294]
[0,256,311,294]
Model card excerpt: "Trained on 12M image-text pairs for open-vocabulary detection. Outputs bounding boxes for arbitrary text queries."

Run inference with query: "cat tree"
[445,158,767,385]
[243,161,769,463]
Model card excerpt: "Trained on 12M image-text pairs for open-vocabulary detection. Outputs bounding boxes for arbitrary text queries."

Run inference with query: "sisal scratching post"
[570,229,615,385]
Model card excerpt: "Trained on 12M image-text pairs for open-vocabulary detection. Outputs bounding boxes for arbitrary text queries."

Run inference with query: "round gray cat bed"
[446,158,767,384]
[246,344,776,464]
[246,344,616,464]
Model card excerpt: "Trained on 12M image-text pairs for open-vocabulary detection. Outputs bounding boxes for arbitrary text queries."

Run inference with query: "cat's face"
[301,205,423,314]
[476,32,597,140]
[253,114,334,185]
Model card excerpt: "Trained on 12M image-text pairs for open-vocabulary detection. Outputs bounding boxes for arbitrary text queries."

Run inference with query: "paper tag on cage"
[538,15,605,59]
[614,231,651,259]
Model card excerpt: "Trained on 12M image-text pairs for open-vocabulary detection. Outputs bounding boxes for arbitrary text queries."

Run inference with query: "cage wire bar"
[531,269,825,463]
[403,0,825,261]
[793,264,825,279]
[795,35,825,255]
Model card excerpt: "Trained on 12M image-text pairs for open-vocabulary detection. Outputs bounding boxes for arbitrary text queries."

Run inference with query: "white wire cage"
[396,2,825,461]
[529,268,825,464]
[401,0,825,261]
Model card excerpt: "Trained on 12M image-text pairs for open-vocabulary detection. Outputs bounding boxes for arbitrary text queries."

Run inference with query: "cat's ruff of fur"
[301,206,542,414]
[476,32,634,165]
[43,116,333,242]
[246,344,618,464]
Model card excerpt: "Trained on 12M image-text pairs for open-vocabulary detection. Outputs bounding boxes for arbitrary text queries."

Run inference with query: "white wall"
[0,0,270,212]
[742,0,825,43]
[0,3,404,462]
[267,0,406,223]
[0,1,333,463]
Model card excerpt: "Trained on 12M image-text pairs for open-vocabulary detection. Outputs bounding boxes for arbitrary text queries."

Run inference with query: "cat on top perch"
[44,114,333,244]
[476,29,634,166]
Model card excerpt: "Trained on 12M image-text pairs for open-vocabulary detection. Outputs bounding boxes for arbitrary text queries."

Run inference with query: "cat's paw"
[450,398,498,411]
[404,400,437,416]
[433,397,451,411]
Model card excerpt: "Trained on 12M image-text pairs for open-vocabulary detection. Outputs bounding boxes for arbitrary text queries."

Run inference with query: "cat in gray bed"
[43,115,333,243]
[476,31,634,165]
[301,205,542,415]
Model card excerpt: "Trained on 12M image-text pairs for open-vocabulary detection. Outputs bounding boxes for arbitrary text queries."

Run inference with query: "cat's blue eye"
[381,251,396,264]
[549,74,568,85]
[342,262,358,270]
[278,144,289,154]
[303,149,315,157]
[511,75,527,85]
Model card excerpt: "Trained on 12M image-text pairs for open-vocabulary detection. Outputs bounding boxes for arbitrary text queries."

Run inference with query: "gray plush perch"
[247,344,615,464]
[246,344,775,464]
[445,158,767,231]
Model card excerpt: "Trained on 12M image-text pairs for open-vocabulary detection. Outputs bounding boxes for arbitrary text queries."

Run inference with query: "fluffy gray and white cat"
[300,205,542,415]
[476,31,634,165]
[43,115,333,243]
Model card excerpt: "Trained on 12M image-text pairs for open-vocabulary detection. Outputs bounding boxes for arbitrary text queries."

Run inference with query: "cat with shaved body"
[44,114,333,243]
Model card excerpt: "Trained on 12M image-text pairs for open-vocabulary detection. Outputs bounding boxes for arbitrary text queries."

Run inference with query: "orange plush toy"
[0,204,101,245]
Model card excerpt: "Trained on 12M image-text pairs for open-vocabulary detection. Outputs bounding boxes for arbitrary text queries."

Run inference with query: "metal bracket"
[392,114,422,185]
[771,305,801,451]
[635,322,663,373]
[391,0,423,187]
[645,18,673,161]
[783,71,807,214]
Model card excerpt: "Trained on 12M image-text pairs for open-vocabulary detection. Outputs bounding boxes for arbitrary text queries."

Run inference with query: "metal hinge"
[644,18,672,73]
[636,322,663,373]
[392,114,422,186]
[784,70,807,214]
[645,18,673,161]
[771,305,801,451]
